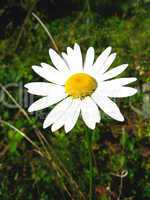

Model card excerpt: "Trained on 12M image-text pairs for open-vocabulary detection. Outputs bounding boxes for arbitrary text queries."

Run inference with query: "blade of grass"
[32,12,59,53]
[0,119,40,153]
[0,84,30,121]
[14,0,39,51]
[0,119,73,199]
[0,84,86,199]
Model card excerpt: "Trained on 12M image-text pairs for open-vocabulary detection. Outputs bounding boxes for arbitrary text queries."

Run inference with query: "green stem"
[87,130,93,200]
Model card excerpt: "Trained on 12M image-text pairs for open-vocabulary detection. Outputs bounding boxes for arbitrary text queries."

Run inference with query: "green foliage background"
[0,0,150,199]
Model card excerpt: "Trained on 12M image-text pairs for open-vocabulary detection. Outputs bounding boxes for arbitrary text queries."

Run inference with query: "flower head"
[25,44,137,133]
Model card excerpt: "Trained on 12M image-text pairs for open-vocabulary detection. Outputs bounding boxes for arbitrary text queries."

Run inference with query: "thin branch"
[0,84,86,199]
[111,170,128,200]
[0,84,30,121]
[0,119,73,198]
[14,0,39,51]
[0,119,40,151]
[117,170,128,200]
[32,12,59,52]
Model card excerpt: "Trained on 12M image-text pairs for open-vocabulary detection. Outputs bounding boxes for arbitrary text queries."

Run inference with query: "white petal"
[62,43,83,73]
[28,97,51,112]
[84,47,95,72]
[93,47,112,72]
[67,47,74,55]
[62,52,71,68]
[51,117,66,132]
[51,108,70,131]
[98,86,138,98]
[49,49,70,74]
[32,64,66,85]
[43,97,72,129]
[73,43,83,70]
[51,106,71,132]
[61,52,74,76]
[64,99,81,133]
[51,99,81,132]
[92,93,124,122]
[25,82,64,96]
[41,62,56,71]
[100,53,116,73]
[100,78,137,87]
[28,89,67,112]
[81,97,100,129]
[101,64,128,81]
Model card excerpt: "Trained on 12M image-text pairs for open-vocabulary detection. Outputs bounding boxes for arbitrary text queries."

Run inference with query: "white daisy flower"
[25,44,137,133]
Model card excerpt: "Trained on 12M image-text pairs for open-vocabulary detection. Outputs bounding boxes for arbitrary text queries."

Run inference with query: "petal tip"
[28,107,33,113]
[107,46,112,52]
[40,62,46,67]
[133,88,138,94]
[24,84,28,89]
[74,43,80,49]
[113,52,117,57]
[43,123,48,129]
[120,116,125,122]
[49,48,55,56]
[51,124,58,132]
[64,127,71,134]
[90,125,96,130]
[64,122,75,133]
[31,65,35,70]
[32,65,39,71]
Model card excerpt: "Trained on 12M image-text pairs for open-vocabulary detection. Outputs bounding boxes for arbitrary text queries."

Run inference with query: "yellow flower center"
[65,73,97,98]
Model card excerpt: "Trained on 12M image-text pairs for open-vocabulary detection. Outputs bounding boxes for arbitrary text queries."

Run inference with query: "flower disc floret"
[65,73,97,98]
